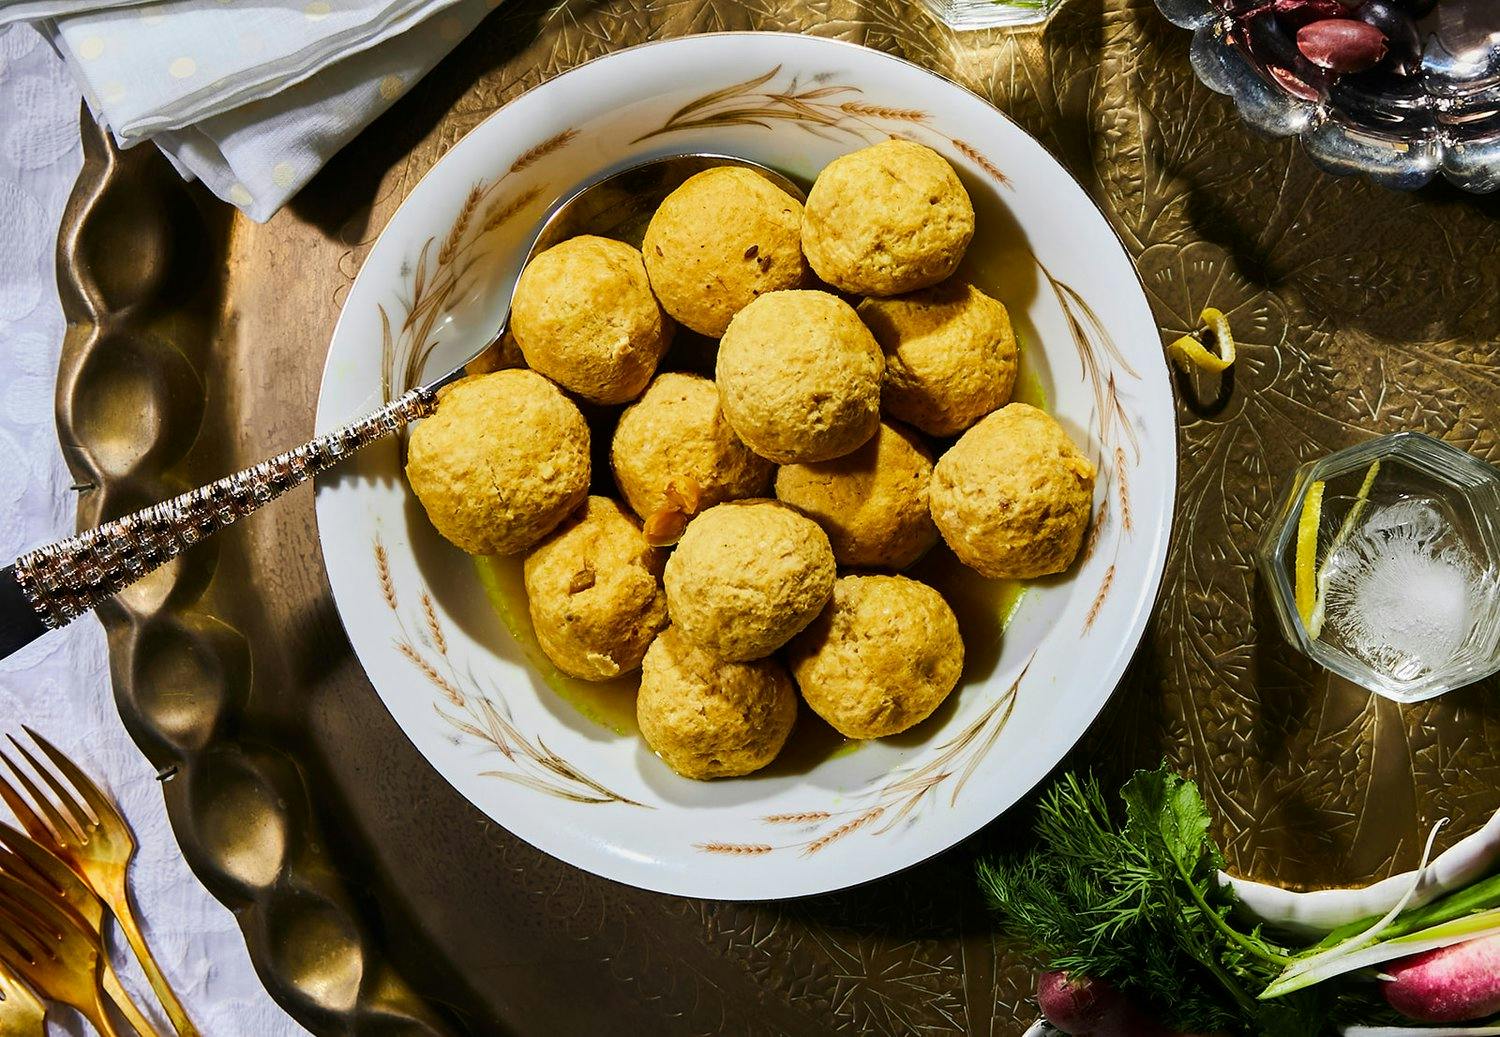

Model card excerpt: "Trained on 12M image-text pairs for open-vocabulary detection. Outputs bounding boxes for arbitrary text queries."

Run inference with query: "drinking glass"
[917,0,1059,31]
[1258,433,1500,703]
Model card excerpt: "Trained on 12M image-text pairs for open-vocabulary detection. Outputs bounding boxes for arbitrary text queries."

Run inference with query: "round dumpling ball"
[858,279,1017,437]
[611,372,773,522]
[717,290,883,464]
[642,167,811,337]
[637,626,798,779]
[788,575,963,740]
[511,235,672,404]
[930,403,1095,579]
[664,500,835,661]
[522,497,668,681]
[406,370,590,556]
[802,140,975,296]
[775,421,937,570]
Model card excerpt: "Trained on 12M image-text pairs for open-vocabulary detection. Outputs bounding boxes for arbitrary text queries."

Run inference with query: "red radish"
[1384,933,1500,1022]
[1036,972,1176,1036]
[1037,971,1117,1033]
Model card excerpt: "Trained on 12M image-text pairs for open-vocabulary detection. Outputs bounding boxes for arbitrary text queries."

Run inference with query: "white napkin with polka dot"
[0,1,143,26]
[20,0,495,221]
[47,1,478,141]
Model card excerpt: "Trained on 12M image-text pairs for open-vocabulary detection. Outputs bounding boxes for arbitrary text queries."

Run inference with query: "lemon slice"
[1168,306,1236,374]
[1295,479,1324,630]
[1306,460,1381,640]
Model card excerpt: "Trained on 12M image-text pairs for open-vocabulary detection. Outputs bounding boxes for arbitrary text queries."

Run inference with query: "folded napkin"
[0,1,142,27]
[17,0,496,221]
[146,2,490,224]
[49,1,474,140]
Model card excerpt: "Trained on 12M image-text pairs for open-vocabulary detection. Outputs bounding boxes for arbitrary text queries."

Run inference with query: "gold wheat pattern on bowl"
[696,659,1029,857]
[1038,263,1143,632]
[375,537,645,807]
[380,129,578,403]
[635,66,1009,186]
[372,83,1138,834]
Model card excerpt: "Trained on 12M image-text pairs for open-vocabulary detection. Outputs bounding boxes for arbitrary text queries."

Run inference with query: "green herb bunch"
[977,765,1397,1035]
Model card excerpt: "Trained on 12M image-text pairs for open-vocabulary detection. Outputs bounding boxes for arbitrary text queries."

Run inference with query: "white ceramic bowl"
[314,32,1176,900]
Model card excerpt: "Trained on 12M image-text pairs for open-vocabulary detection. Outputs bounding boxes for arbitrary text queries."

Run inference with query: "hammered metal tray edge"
[54,109,454,1037]
[49,1,1500,1033]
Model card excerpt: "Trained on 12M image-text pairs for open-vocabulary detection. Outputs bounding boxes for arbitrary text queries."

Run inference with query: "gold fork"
[0,819,103,936]
[0,956,45,1035]
[0,823,161,1036]
[0,730,196,1036]
[0,871,125,1037]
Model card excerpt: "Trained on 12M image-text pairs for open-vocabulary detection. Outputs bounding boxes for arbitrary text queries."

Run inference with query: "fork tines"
[1,729,106,847]
[0,744,78,850]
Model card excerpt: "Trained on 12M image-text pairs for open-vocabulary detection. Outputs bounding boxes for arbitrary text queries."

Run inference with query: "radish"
[1036,972,1177,1036]
[1384,933,1500,1023]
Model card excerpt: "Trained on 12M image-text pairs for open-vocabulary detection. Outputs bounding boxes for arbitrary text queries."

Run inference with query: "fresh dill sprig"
[977,765,1400,1035]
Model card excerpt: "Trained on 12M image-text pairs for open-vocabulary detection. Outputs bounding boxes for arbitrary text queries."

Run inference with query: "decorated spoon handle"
[0,386,436,660]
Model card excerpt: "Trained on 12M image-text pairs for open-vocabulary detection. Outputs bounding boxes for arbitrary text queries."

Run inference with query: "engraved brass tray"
[54,0,1500,1033]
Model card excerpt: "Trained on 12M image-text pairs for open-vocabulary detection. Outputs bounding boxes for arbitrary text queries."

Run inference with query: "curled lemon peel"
[1168,306,1236,374]
[1295,479,1324,629]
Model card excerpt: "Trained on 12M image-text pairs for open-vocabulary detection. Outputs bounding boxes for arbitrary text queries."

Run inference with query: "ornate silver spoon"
[0,154,804,659]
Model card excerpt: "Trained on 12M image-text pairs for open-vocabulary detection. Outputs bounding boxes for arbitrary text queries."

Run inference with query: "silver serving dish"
[1153,0,1500,192]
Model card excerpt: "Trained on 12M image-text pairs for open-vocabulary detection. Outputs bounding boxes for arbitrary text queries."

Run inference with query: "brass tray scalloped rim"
[63,1,1500,1029]
[312,33,1178,900]
[54,119,451,1032]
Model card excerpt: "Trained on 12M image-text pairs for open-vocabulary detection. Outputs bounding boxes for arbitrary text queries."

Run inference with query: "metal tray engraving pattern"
[53,0,1500,1033]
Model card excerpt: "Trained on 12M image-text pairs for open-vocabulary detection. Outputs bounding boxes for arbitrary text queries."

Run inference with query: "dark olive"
[1356,0,1423,61]
[1392,0,1437,16]
[1271,0,1351,25]
[1330,68,1429,126]
[1244,12,1304,70]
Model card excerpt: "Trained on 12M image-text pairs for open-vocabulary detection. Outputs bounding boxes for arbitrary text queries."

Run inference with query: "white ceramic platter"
[314,32,1176,900]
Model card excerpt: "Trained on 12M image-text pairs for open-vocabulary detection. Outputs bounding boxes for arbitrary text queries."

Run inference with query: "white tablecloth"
[0,23,306,1037]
